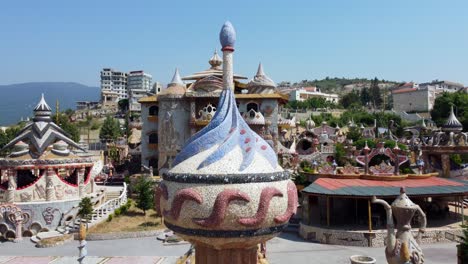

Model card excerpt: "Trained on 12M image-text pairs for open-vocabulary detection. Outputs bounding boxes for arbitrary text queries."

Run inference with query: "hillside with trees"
[282,77,398,94]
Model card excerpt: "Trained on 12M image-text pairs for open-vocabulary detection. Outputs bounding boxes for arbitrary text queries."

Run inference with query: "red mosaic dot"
[246,147,252,152]
[244,138,251,144]
[261,145,267,150]
[240,129,246,135]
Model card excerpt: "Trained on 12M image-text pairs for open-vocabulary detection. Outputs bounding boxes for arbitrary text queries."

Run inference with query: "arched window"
[149,105,158,116]
[149,133,158,144]
[246,102,258,112]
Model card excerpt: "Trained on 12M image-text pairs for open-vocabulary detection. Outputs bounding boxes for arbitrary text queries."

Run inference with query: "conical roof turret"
[33,93,52,122]
[159,68,186,97]
[208,49,222,69]
[246,63,276,93]
[442,105,463,132]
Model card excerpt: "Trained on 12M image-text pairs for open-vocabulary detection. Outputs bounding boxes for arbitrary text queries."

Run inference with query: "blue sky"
[1,0,467,86]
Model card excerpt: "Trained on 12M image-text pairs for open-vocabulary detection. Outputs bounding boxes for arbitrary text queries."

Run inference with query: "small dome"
[53,140,68,151]
[306,118,315,131]
[13,141,28,152]
[208,49,222,69]
[219,21,236,49]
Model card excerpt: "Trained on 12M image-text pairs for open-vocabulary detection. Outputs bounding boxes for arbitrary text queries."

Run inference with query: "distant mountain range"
[0,82,99,126]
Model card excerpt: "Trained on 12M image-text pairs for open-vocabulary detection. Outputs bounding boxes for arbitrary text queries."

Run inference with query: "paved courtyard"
[0,233,457,263]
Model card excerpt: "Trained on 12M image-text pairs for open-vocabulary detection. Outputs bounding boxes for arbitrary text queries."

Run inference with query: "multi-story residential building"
[127,71,152,113]
[419,80,464,94]
[127,70,152,91]
[286,86,339,103]
[100,68,128,106]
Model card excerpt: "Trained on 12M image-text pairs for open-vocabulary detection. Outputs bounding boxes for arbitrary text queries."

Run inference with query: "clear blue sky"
[1,0,467,86]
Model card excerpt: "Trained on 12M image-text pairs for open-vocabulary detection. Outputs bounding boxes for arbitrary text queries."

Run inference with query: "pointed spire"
[421,118,426,128]
[33,93,52,122]
[34,93,52,112]
[169,68,184,86]
[442,105,463,132]
[256,63,265,76]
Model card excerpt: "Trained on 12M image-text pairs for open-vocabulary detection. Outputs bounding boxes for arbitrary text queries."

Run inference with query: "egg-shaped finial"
[219,21,236,51]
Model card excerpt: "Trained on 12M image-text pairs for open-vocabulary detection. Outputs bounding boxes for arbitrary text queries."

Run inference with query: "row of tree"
[339,78,384,109]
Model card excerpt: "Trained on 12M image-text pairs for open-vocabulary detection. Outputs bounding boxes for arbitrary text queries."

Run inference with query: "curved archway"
[149,105,159,116]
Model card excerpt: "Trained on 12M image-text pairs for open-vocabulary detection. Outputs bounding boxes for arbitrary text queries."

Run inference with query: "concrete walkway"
[0,233,457,264]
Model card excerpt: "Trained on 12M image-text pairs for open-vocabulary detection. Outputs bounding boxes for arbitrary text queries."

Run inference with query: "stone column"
[7,169,17,203]
[441,154,450,178]
[46,168,55,201]
[195,244,257,264]
[190,101,197,136]
[222,45,234,90]
[78,168,86,198]
[13,220,23,242]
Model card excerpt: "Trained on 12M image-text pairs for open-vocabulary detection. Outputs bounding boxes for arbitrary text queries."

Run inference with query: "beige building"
[392,87,436,112]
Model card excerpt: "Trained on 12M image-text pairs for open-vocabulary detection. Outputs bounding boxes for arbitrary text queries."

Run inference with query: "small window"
[149,105,158,116]
[149,133,158,144]
[246,102,258,112]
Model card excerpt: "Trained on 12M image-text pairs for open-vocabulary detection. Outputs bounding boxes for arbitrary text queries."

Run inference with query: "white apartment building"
[128,71,152,112]
[419,80,464,94]
[287,87,339,103]
[100,68,128,103]
[128,70,152,92]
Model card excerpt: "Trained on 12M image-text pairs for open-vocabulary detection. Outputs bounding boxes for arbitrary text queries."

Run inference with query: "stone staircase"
[56,184,127,234]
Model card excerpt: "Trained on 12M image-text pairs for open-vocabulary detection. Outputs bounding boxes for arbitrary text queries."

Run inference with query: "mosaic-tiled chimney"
[159,22,298,264]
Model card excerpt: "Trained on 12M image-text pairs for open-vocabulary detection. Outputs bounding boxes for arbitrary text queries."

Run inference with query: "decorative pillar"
[46,168,55,201]
[195,244,257,264]
[7,169,17,203]
[441,154,450,178]
[326,196,330,227]
[367,199,372,233]
[13,219,23,242]
[78,167,86,198]
[302,195,310,225]
[363,141,370,175]
[221,30,234,90]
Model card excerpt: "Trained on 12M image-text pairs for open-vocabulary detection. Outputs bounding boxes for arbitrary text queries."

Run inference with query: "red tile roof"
[392,88,418,94]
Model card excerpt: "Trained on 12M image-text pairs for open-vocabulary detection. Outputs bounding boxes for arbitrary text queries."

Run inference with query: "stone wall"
[299,223,463,247]
[0,199,80,238]
[393,88,435,112]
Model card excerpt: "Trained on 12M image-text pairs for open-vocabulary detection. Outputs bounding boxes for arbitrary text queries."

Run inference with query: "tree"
[99,116,122,142]
[134,177,154,215]
[78,197,94,220]
[369,77,382,108]
[360,87,371,106]
[431,92,468,130]
[340,90,362,109]
[53,113,80,142]
[118,99,129,113]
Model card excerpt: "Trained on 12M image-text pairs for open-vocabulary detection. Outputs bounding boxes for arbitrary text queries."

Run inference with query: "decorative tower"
[159,22,297,264]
